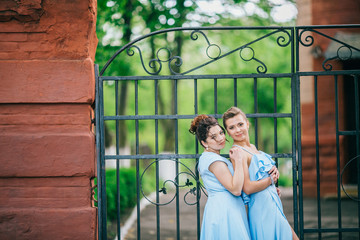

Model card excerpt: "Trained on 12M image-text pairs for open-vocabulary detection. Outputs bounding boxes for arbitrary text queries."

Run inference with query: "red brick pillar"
[297,0,360,197]
[0,1,98,239]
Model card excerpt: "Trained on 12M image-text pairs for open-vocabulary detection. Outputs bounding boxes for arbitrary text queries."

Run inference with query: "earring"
[205,146,208,150]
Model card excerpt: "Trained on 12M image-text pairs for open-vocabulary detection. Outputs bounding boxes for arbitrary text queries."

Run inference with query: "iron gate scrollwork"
[95,25,360,240]
[295,25,360,240]
[101,27,292,76]
[140,159,207,206]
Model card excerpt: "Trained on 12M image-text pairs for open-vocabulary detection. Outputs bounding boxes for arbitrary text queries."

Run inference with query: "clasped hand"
[229,147,246,164]
[268,166,279,183]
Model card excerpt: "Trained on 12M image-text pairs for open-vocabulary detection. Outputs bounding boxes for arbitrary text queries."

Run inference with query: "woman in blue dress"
[223,106,299,240]
[189,114,251,240]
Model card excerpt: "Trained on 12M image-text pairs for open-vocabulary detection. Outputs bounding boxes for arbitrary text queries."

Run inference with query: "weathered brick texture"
[0,0,98,239]
[0,0,97,60]
[0,59,95,103]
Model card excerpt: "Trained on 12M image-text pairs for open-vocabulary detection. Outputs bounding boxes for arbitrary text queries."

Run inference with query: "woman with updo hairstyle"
[223,106,299,240]
[189,114,250,240]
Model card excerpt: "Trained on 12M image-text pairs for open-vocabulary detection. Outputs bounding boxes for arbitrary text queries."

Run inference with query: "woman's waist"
[207,192,246,206]
[207,189,244,198]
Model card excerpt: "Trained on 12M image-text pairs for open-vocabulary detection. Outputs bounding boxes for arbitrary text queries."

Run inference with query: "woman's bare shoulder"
[250,144,258,150]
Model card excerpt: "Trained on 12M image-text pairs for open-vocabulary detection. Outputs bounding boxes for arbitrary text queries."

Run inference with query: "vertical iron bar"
[335,75,342,240]
[174,79,180,240]
[155,79,160,240]
[115,81,121,240]
[291,74,299,236]
[194,78,201,240]
[291,74,299,233]
[314,76,322,239]
[135,80,141,239]
[291,27,295,75]
[234,78,237,107]
[354,75,360,240]
[194,79,198,115]
[254,77,258,147]
[97,67,108,240]
[95,65,104,240]
[100,82,108,240]
[214,78,218,115]
[291,72,299,237]
[290,27,299,236]
[295,26,303,239]
[273,77,278,169]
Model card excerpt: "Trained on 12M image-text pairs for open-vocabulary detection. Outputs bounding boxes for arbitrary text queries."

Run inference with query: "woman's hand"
[268,166,279,184]
[276,187,282,197]
[229,146,245,164]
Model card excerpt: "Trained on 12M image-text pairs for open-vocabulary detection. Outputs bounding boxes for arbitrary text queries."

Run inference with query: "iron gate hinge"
[91,183,98,207]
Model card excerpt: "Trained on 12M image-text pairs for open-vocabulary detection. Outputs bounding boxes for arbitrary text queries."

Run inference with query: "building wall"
[297,0,360,197]
[0,1,98,239]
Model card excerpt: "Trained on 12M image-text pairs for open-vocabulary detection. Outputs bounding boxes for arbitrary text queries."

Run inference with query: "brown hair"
[222,106,248,129]
[189,114,225,147]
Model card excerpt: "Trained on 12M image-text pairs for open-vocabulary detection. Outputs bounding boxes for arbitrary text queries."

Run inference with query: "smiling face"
[201,125,226,153]
[224,114,250,144]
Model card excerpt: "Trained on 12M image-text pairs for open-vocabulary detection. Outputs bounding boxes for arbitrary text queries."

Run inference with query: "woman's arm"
[242,159,272,195]
[209,148,245,196]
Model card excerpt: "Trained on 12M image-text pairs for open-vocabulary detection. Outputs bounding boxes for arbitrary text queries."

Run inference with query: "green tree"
[96,0,296,152]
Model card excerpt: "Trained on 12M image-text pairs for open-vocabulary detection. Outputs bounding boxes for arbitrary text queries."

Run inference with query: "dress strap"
[232,144,254,155]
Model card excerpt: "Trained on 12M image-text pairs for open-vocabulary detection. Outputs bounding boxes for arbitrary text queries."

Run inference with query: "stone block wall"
[0,1,98,239]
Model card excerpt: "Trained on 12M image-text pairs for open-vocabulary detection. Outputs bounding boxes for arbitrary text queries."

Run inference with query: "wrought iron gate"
[95,25,360,240]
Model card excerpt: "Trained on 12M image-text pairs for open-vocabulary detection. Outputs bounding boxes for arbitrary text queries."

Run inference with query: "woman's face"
[224,114,249,143]
[201,125,226,152]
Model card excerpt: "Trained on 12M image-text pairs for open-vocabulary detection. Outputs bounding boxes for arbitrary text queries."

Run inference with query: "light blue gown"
[235,145,292,240]
[198,152,250,240]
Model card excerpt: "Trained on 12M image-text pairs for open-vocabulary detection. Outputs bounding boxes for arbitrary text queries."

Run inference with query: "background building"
[297,0,360,197]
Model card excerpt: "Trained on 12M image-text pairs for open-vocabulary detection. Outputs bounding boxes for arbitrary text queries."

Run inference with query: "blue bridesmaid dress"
[198,152,250,240]
[235,145,292,240]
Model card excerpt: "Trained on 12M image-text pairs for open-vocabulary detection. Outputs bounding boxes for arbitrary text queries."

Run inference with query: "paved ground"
[121,187,359,240]
[123,189,206,240]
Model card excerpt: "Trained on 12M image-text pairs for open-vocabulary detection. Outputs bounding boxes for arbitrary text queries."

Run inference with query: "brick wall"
[297,0,360,197]
[0,1,98,239]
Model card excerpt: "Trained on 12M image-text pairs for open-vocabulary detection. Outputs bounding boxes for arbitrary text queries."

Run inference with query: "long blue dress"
[198,152,250,240]
[235,145,292,240]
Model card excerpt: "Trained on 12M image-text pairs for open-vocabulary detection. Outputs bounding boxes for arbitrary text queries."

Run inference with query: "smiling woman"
[223,106,299,240]
[189,114,251,240]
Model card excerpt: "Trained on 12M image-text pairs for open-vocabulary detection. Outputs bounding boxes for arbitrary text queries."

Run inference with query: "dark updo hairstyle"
[189,114,225,147]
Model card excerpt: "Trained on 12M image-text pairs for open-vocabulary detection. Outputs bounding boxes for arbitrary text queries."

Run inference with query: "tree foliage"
[96,0,297,158]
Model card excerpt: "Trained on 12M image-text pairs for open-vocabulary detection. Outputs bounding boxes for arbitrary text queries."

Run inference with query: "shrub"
[278,175,293,187]
[95,167,156,221]
[105,168,137,221]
